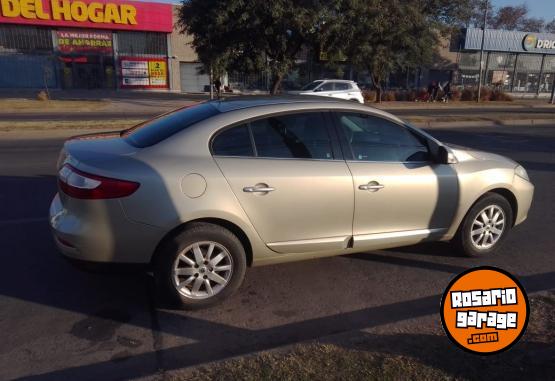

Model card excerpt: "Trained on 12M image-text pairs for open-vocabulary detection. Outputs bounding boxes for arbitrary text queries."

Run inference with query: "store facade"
[455,28,555,94]
[0,0,173,90]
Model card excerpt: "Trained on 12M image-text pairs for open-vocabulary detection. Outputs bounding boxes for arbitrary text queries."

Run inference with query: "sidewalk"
[0,95,553,131]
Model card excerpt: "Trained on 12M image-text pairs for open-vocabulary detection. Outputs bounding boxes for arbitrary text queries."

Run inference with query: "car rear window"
[123,102,220,148]
[334,82,350,90]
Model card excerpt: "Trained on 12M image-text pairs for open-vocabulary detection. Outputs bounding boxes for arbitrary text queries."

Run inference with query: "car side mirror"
[437,145,458,164]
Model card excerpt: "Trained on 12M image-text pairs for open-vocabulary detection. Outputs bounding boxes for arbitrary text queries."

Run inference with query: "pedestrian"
[214,78,222,98]
[427,81,434,102]
[443,81,452,103]
[430,81,438,102]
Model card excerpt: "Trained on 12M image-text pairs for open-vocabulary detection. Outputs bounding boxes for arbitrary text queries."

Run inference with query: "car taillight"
[58,164,139,199]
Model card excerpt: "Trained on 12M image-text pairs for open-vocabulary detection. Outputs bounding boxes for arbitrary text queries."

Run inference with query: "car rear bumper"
[49,193,165,264]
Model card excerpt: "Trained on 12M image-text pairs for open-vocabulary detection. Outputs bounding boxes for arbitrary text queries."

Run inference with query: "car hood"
[446,143,518,167]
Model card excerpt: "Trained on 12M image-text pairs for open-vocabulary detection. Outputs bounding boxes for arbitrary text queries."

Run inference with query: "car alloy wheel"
[470,205,506,250]
[172,241,233,299]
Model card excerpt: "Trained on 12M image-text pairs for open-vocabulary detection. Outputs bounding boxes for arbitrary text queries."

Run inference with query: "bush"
[362,90,377,103]
[479,87,492,102]
[450,88,462,102]
[407,90,418,102]
[460,88,475,101]
[490,90,513,101]
[383,91,397,102]
[394,90,411,101]
[37,90,49,101]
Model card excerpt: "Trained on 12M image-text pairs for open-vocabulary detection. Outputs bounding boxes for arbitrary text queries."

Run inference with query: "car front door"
[212,111,354,253]
[333,112,459,250]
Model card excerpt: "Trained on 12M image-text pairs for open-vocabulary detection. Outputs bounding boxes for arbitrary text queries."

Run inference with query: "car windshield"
[123,102,220,148]
[301,81,323,91]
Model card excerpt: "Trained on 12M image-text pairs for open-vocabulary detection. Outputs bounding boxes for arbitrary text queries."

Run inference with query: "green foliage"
[178,0,343,93]
[325,0,459,102]
[178,0,475,96]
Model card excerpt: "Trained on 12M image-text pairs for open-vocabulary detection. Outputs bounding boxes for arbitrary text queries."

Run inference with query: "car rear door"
[332,111,458,250]
[212,111,354,253]
[332,82,351,100]
[313,82,335,97]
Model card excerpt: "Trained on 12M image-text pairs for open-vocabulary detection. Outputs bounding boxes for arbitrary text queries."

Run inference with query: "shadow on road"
[1,124,554,380]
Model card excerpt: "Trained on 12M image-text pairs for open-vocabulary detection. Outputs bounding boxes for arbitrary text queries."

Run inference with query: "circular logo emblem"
[440,267,529,355]
[523,34,537,51]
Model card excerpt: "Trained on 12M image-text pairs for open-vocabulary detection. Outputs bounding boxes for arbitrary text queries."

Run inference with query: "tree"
[546,19,555,34]
[462,0,494,28]
[178,0,341,94]
[520,17,545,32]
[491,5,527,30]
[325,0,467,102]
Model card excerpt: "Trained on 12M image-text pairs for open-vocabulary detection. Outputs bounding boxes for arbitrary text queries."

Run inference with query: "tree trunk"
[270,73,283,95]
[371,73,382,103]
[375,86,382,103]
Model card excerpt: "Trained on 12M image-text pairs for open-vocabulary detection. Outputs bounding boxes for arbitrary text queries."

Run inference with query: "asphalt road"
[1,105,554,121]
[0,124,554,380]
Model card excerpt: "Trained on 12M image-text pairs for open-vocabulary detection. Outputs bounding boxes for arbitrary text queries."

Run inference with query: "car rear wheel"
[452,193,513,257]
[154,222,246,309]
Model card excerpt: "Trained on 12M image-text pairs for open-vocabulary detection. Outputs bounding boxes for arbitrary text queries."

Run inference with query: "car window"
[250,113,334,160]
[334,82,350,91]
[123,103,219,148]
[337,113,430,162]
[317,82,334,91]
[301,81,323,91]
[212,125,254,157]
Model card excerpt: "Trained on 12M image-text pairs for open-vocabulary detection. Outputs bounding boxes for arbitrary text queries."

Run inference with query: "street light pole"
[477,0,488,102]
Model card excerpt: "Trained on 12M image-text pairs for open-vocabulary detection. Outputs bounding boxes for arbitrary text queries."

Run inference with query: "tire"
[154,222,247,309]
[452,192,513,257]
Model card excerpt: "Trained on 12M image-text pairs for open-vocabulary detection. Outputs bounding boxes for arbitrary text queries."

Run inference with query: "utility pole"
[477,0,488,102]
[209,64,214,100]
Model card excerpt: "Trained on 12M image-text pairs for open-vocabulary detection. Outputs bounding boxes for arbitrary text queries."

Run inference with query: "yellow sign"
[148,60,167,86]
[0,0,137,25]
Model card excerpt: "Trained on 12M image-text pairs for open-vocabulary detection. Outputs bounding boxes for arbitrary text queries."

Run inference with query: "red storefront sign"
[0,0,173,32]
[56,30,113,54]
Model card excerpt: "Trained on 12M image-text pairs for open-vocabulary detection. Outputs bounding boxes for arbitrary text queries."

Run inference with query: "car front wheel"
[154,222,246,309]
[452,193,513,257]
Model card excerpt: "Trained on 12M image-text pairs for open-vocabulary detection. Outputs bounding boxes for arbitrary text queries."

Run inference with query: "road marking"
[0,217,48,226]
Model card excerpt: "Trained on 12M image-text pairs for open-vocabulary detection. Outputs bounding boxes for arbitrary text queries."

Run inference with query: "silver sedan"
[50,97,534,308]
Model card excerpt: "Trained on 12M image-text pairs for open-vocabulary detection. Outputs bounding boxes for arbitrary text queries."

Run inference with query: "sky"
[492,0,554,20]
[139,0,555,22]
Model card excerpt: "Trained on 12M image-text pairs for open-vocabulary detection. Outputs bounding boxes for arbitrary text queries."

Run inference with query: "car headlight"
[515,165,529,181]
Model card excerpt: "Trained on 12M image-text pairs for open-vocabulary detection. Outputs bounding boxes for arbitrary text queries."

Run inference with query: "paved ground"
[0,123,554,380]
[0,96,553,122]
[0,106,554,121]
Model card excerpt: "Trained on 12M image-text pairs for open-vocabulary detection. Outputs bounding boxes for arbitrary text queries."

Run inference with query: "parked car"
[50,97,534,309]
[290,79,364,103]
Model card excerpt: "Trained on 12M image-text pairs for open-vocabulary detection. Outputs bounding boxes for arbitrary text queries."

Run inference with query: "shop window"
[539,73,554,93]
[458,52,481,70]
[116,32,168,56]
[0,25,52,53]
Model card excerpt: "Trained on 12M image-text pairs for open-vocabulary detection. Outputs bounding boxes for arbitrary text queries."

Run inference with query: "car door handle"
[243,186,275,193]
[359,182,384,191]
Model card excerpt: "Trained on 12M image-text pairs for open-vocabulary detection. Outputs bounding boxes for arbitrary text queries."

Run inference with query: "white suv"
[293,80,364,104]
